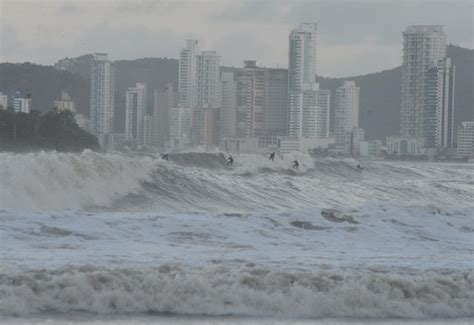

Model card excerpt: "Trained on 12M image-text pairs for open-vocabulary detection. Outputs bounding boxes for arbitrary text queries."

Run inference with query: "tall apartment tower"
[400,25,447,139]
[236,60,265,138]
[335,81,360,147]
[264,68,288,136]
[316,88,331,138]
[153,83,178,148]
[179,40,199,109]
[219,72,237,140]
[90,53,115,139]
[196,51,220,108]
[288,22,317,138]
[423,58,455,149]
[125,83,147,147]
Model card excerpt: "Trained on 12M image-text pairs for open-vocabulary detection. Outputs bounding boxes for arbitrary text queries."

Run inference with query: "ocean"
[0,150,473,323]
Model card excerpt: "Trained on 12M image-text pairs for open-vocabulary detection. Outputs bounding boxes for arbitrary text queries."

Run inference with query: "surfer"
[227,155,234,167]
[269,152,275,162]
[292,159,299,170]
[161,153,169,161]
[357,164,363,170]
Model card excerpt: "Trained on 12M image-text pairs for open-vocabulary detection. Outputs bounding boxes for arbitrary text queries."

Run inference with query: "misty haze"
[0,0,473,324]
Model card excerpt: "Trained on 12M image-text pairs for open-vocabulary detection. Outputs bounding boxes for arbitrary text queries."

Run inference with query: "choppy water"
[0,150,473,321]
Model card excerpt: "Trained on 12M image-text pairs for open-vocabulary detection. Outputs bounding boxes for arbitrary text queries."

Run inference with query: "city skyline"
[1,0,472,77]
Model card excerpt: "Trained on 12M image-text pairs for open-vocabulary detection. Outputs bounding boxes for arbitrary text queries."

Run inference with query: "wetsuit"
[293,160,299,170]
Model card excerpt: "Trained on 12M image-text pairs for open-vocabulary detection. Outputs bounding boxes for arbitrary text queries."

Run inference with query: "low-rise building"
[386,136,425,156]
[359,140,383,158]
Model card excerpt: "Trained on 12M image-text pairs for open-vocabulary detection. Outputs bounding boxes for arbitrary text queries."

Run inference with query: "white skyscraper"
[179,40,199,109]
[423,57,455,149]
[288,22,317,138]
[125,83,147,147]
[401,25,447,139]
[90,53,115,141]
[196,51,220,109]
[335,81,360,147]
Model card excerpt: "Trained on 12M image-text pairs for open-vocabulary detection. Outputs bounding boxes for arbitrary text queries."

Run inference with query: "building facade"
[192,107,218,149]
[457,121,474,158]
[219,71,237,141]
[90,53,115,143]
[125,83,147,147]
[264,68,288,136]
[288,22,317,138]
[54,91,75,113]
[334,81,360,149]
[179,40,199,109]
[236,61,265,138]
[0,92,8,110]
[423,57,455,149]
[386,136,425,156]
[400,25,447,139]
[153,83,178,148]
[169,107,192,150]
[12,92,31,114]
[196,51,220,109]
[316,88,331,138]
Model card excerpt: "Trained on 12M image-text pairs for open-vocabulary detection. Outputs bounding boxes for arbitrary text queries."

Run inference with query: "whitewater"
[0,150,473,323]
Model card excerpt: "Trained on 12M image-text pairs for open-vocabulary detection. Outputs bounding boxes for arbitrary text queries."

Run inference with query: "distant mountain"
[0,62,89,114]
[54,56,178,130]
[1,45,472,140]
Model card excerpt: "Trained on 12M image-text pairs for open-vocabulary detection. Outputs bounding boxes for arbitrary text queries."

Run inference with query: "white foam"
[0,151,156,210]
[1,266,473,318]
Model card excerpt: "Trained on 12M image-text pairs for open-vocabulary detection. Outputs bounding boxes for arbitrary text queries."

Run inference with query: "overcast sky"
[0,0,472,77]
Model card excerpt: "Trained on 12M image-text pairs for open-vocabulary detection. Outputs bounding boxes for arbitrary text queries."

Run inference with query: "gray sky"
[0,0,472,77]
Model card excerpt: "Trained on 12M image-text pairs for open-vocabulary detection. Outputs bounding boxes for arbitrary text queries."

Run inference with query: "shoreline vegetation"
[0,109,99,153]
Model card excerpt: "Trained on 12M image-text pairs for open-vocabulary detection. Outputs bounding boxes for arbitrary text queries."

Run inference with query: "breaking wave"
[0,151,473,211]
[1,265,473,318]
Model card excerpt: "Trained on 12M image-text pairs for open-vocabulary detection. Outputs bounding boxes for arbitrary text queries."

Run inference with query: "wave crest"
[1,266,473,318]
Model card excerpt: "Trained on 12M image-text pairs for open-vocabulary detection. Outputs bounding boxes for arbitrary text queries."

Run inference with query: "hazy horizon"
[1,0,473,77]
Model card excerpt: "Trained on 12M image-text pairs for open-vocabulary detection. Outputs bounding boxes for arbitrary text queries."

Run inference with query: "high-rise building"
[125,83,147,147]
[179,40,199,109]
[196,51,220,109]
[192,106,218,149]
[90,53,115,142]
[401,25,447,139]
[264,68,288,136]
[153,83,178,148]
[423,58,455,149]
[0,92,8,110]
[236,61,265,138]
[316,88,331,138]
[288,22,317,137]
[143,115,153,148]
[219,72,237,141]
[335,81,360,148]
[457,121,474,158]
[54,91,75,113]
[169,107,192,149]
